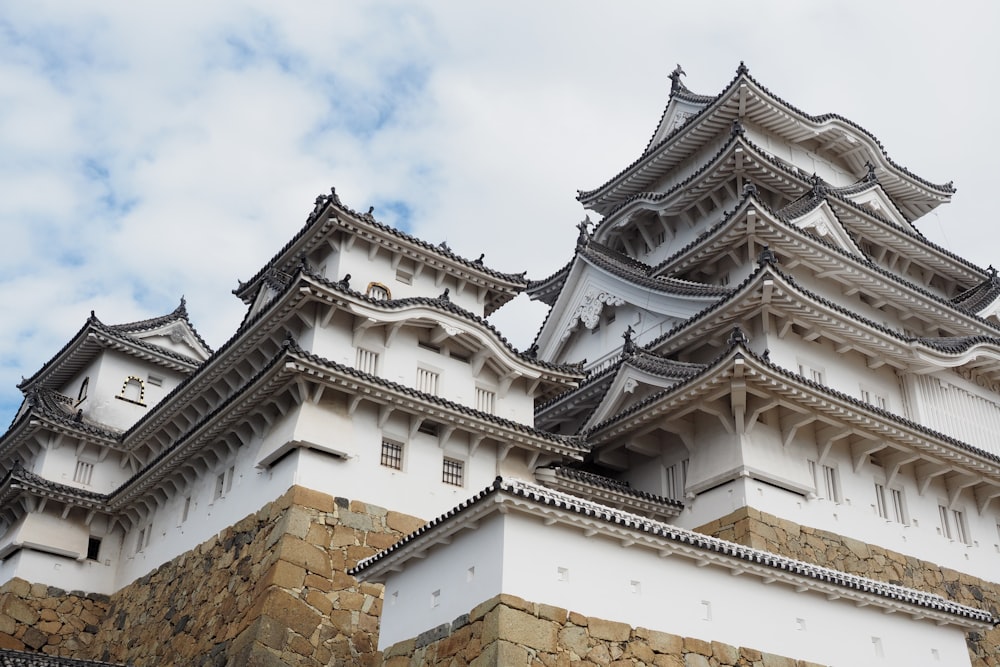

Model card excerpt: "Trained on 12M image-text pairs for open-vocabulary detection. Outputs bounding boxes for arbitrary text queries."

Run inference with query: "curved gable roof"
[18,302,207,395]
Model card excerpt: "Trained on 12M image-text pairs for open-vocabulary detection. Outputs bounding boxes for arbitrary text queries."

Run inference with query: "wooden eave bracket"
[851,438,887,473]
[974,483,1000,515]
[945,472,982,509]
[352,316,379,346]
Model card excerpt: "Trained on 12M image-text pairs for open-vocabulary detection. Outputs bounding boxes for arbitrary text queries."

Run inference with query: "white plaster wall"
[34,436,132,496]
[0,512,88,560]
[675,449,1000,587]
[84,351,157,431]
[113,437,297,589]
[377,513,505,648]
[306,304,535,424]
[0,547,117,594]
[747,127,856,189]
[334,243,483,316]
[377,511,972,666]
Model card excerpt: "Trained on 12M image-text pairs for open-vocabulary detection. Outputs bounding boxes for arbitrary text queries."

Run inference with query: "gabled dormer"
[530,238,729,368]
[15,301,209,433]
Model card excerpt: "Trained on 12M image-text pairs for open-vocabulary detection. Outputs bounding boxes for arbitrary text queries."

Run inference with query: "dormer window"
[366,282,391,300]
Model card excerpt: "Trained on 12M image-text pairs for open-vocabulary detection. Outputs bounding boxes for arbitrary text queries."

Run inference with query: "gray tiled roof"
[588,62,954,205]
[351,477,995,626]
[0,648,125,666]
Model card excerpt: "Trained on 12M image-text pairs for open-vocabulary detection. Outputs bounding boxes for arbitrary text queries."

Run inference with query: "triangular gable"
[842,185,911,230]
[129,320,211,363]
[583,361,692,431]
[788,200,864,257]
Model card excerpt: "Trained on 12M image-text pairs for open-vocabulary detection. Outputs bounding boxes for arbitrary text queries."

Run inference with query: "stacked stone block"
[80,486,423,666]
[381,593,826,667]
[0,579,108,657]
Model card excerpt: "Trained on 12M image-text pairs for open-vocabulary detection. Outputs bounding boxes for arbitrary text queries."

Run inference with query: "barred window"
[417,368,439,395]
[442,458,464,486]
[357,348,379,375]
[475,387,496,414]
[74,460,94,486]
[381,440,403,470]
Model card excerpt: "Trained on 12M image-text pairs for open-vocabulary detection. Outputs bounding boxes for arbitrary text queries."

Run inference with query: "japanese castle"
[0,64,998,666]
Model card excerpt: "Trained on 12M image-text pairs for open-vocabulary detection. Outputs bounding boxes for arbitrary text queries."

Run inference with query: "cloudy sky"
[1,1,998,425]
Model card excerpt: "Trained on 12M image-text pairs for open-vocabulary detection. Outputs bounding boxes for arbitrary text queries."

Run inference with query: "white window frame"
[73,459,95,486]
[874,482,907,524]
[356,348,379,375]
[860,385,889,411]
[417,366,440,396]
[475,386,496,414]
[810,461,841,503]
[797,361,825,385]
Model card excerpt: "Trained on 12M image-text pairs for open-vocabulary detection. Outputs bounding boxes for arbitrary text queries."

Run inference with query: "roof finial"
[737,61,748,75]
[329,186,342,205]
[864,161,878,183]
[474,253,485,265]
[337,273,351,290]
[576,216,592,247]
[669,64,686,93]
[438,241,451,252]
[439,288,450,302]
[757,244,777,266]
[730,118,745,137]
[809,173,827,196]
[742,181,758,198]
[728,326,749,346]
[622,325,636,356]
[990,265,998,281]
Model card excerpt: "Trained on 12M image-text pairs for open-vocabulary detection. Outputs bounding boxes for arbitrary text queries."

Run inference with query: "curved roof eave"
[234,193,529,315]
[651,194,998,340]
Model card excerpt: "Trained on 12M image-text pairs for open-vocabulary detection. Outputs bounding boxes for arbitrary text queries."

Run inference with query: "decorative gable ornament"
[562,287,625,340]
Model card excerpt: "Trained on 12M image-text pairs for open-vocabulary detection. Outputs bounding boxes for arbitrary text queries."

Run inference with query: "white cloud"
[1,1,999,423]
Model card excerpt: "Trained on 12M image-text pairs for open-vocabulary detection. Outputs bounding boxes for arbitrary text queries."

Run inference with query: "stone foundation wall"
[381,593,825,667]
[0,578,109,657]
[79,485,423,666]
[696,507,1000,667]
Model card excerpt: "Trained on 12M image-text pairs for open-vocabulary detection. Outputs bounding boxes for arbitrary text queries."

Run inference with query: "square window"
[381,440,403,470]
[442,458,464,486]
